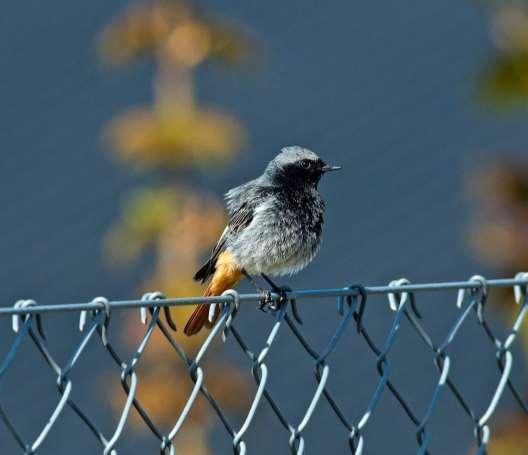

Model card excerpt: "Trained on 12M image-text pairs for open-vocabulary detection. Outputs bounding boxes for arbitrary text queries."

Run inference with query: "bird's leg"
[261,273,303,324]
[260,273,280,290]
[259,272,282,312]
[243,271,273,311]
[260,274,286,310]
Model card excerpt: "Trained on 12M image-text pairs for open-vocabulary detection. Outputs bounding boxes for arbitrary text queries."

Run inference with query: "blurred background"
[1,0,528,453]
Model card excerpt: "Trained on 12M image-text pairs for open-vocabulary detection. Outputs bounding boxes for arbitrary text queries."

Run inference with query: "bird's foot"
[258,290,274,312]
[259,285,295,313]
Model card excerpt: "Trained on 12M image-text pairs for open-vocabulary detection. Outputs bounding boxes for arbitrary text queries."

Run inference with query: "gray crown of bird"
[184,145,341,336]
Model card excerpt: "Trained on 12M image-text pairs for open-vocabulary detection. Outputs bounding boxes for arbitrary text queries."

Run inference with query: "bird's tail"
[183,284,220,336]
[183,273,242,336]
[184,254,243,336]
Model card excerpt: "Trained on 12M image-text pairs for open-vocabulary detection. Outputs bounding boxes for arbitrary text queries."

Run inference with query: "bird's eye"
[300,159,311,169]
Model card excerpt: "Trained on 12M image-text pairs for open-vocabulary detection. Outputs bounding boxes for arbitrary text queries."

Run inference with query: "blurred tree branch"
[478,3,528,107]
[97,0,256,450]
[469,2,528,453]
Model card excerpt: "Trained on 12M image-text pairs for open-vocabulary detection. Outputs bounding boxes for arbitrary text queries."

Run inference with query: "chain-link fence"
[1,273,528,454]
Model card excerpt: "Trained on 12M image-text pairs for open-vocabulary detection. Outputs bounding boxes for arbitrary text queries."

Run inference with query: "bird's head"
[264,146,341,188]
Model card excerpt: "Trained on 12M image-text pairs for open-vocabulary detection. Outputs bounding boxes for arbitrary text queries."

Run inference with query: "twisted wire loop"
[126,289,244,455]
[351,287,428,454]
[101,290,227,455]
[282,287,360,454]
[1,276,528,454]
[1,300,39,453]
[414,281,483,455]
[347,281,411,454]
[1,299,118,454]
[264,286,364,454]
[229,294,286,455]
[468,275,528,454]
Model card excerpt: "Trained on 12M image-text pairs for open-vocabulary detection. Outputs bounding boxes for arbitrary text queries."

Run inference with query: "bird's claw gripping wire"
[258,290,274,312]
[259,274,285,310]
[258,278,303,325]
[258,287,288,312]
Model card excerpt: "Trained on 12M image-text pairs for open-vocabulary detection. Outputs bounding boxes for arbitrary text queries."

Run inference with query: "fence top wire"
[2,276,528,317]
[1,273,528,455]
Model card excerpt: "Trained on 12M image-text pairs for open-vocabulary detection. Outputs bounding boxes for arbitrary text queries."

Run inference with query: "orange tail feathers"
[183,302,216,336]
[183,284,220,336]
[184,251,243,336]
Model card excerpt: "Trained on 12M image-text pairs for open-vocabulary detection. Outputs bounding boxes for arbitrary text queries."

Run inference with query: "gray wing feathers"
[225,179,271,232]
[194,180,272,282]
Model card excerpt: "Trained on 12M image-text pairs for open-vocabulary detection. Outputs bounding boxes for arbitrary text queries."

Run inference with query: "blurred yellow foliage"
[479,4,528,106]
[471,6,528,450]
[491,5,528,53]
[105,106,244,168]
[469,161,528,454]
[98,0,252,67]
[104,185,226,296]
[470,162,528,271]
[104,187,182,263]
[171,428,210,455]
[479,52,528,106]
[474,415,528,455]
[108,320,249,429]
[99,1,256,450]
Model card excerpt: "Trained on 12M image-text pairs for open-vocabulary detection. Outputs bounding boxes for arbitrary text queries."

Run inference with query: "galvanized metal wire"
[1,273,528,454]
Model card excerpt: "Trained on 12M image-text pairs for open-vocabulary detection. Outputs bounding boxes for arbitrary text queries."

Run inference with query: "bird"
[183,146,341,336]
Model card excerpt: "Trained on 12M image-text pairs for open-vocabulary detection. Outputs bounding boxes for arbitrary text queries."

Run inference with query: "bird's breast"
[228,188,325,276]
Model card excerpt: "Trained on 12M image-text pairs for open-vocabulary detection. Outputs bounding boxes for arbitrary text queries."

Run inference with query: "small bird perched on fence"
[184,146,341,336]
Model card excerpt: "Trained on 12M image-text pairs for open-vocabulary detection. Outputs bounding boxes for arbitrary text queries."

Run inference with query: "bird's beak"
[321,164,342,172]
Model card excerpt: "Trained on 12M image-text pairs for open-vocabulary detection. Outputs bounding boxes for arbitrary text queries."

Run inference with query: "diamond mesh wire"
[1,274,528,454]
